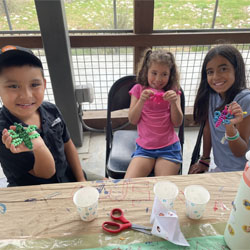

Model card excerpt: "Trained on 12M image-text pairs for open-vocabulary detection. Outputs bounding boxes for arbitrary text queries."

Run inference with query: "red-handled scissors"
[102,208,152,235]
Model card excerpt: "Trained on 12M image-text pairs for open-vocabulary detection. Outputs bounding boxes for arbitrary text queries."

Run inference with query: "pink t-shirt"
[129,84,179,149]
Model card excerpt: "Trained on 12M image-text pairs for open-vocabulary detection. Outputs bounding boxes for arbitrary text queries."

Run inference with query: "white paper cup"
[153,181,179,210]
[73,186,99,222]
[184,185,210,220]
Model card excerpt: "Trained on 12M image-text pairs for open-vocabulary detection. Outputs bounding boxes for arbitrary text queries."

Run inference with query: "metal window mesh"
[0,44,249,110]
[154,44,250,106]
[72,47,133,110]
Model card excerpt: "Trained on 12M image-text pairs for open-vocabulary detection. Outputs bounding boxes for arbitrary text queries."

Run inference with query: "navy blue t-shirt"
[0,102,76,186]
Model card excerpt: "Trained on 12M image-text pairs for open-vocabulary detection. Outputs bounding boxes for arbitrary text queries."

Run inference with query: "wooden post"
[133,0,154,73]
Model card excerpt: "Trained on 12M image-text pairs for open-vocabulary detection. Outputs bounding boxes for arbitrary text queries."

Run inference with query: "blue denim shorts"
[132,141,182,164]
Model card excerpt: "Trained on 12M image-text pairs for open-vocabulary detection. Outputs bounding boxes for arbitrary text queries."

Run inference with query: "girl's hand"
[139,89,154,102]
[2,126,44,154]
[227,101,244,125]
[163,90,178,104]
[188,162,209,174]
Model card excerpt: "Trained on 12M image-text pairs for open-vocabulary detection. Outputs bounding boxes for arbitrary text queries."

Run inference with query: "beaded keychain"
[150,92,165,104]
[214,105,247,128]
[214,105,235,128]
[8,122,40,150]
[150,90,182,104]
[214,105,247,144]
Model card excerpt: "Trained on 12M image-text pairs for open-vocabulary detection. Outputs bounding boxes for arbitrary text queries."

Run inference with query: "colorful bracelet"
[200,156,210,162]
[199,159,210,167]
[225,130,240,141]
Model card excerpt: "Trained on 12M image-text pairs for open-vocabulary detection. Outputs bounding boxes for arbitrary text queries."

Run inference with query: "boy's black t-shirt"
[0,102,76,186]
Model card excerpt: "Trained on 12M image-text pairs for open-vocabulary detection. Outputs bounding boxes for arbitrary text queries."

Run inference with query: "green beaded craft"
[8,122,40,150]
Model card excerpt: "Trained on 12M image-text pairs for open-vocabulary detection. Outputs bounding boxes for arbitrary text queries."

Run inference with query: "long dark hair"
[193,44,246,123]
[136,49,180,91]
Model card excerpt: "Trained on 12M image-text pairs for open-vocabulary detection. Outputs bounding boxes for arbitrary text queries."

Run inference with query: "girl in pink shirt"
[124,49,183,178]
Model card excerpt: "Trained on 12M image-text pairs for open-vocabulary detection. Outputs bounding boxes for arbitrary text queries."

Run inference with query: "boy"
[0,45,86,186]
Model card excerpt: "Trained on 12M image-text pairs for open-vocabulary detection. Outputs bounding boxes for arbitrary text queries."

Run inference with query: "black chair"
[105,75,185,179]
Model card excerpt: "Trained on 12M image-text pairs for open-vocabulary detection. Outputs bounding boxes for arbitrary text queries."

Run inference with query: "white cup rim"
[154,181,179,200]
[184,185,210,205]
[73,186,99,208]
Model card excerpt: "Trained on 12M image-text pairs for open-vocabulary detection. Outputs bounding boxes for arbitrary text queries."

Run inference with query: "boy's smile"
[0,66,46,122]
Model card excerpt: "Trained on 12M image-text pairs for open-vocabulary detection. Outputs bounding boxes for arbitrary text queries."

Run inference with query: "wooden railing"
[1,30,249,49]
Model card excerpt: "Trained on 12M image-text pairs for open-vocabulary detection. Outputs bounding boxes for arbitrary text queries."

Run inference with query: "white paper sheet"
[150,197,190,247]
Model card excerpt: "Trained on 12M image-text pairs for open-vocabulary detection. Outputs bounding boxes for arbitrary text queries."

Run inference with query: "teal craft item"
[8,122,40,150]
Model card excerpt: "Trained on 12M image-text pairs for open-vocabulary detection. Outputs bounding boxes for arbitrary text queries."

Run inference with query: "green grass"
[0,0,40,30]
[0,0,249,31]
[154,0,250,29]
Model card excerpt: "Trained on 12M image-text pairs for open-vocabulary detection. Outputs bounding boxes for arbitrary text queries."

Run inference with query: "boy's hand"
[163,90,178,104]
[227,101,244,125]
[2,126,45,154]
[139,89,154,102]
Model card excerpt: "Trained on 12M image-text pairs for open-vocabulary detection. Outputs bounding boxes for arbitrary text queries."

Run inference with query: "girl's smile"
[147,62,170,90]
[206,55,235,98]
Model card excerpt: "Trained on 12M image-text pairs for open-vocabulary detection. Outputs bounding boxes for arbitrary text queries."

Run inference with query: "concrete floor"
[0,127,200,187]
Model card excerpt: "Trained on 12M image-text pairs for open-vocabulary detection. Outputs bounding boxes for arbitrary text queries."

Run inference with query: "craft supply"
[151,210,190,246]
[102,208,152,235]
[214,106,247,128]
[153,181,179,210]
[8,122,40,150]
[214,106,234,128]
[224,151,250,250]
[73,186,99,222]
[150,90,181,104]
[150,182,189,246]
[184,185,210,219]
[150,92,165,104]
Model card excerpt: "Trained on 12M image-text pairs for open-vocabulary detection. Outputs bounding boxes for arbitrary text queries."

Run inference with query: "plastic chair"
[105,75,185,179]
